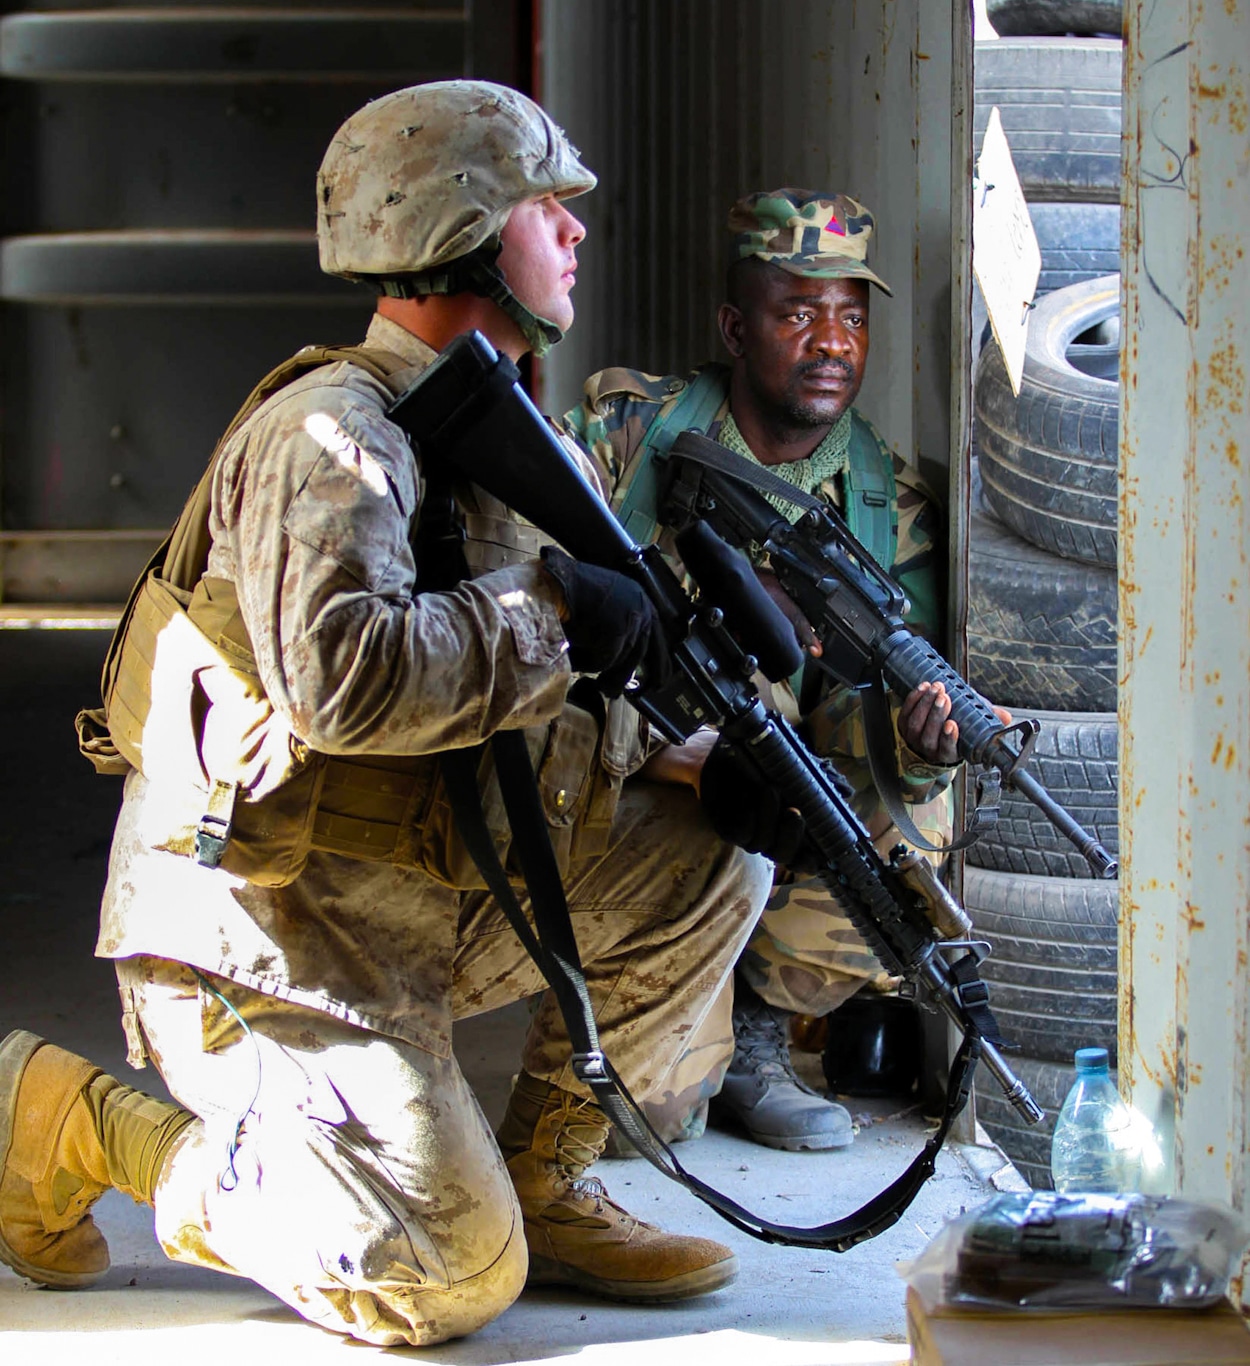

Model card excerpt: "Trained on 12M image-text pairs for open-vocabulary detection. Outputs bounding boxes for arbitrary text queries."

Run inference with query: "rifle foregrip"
[879,630,1003,762]
[881,629,1119,880]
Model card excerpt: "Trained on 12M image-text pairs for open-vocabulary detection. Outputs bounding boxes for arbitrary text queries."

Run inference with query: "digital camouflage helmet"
[317,81,596,355]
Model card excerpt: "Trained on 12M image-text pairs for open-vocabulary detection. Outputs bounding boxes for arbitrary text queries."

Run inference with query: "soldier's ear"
[718,302,745,358]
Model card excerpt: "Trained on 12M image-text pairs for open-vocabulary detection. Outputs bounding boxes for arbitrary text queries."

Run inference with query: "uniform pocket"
[536,701,600,827]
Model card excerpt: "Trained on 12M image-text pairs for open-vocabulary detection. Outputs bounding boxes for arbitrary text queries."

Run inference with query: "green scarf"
[718,409,852,524]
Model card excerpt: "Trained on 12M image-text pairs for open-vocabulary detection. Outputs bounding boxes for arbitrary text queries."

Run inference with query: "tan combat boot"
[497,1070,737,1303]
[0,1029,196,1288]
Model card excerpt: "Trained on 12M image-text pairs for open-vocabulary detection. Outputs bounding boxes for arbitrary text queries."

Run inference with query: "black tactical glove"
[540,546,672,697]
[699,737,853,872]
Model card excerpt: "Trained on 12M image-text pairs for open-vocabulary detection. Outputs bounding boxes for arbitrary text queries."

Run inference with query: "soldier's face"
[497,194,586,334]
[720,269,870,428]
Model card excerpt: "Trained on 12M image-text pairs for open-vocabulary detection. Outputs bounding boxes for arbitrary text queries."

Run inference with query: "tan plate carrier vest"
[76,344,637,889]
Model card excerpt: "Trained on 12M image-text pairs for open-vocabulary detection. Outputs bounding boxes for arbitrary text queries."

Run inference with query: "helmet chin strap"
[375,239,564,358]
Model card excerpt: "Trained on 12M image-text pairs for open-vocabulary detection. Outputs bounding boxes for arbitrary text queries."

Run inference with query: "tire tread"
[964,866,1118,1064]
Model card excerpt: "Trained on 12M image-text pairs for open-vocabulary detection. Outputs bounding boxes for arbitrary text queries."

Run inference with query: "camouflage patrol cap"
[728,188,892,296]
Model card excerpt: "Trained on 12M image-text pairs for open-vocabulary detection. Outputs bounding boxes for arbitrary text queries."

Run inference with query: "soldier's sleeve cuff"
[897,742,959,799]
[484,562,572,669]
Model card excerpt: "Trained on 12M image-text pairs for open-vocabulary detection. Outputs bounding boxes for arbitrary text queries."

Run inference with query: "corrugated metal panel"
[538,0,967,505]
[1121,0,1250,1220]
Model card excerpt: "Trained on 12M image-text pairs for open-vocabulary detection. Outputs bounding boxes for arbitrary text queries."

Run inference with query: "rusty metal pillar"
[1121,0,1250,1212]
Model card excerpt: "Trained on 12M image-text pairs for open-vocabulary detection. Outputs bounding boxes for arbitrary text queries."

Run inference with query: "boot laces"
[732,1001,815,1091]
[547,1096,641,1224]
[562,1173,640,1227]
[551,1094,611,1178]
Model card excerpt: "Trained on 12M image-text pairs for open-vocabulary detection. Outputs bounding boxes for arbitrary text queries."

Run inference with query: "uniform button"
[555,789,568,810]
[666,378,686,394]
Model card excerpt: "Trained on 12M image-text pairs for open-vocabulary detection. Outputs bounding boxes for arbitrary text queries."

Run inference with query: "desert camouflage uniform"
[561,364,955,1135]
[95,314,770,1345]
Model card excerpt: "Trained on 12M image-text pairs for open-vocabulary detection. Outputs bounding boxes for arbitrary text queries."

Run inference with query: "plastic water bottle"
[1050,1047,1139,1193]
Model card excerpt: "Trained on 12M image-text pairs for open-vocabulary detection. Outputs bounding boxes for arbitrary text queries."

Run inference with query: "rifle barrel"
[1004,764,1119,879]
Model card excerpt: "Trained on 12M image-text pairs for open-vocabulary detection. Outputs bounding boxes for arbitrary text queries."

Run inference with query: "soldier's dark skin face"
[718,267,870,467]
[714,263,1003,761]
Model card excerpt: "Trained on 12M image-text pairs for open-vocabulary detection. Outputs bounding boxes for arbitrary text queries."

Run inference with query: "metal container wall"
[537,0,972,509]
[1121,0,1250,1215]
[0,2,527,612]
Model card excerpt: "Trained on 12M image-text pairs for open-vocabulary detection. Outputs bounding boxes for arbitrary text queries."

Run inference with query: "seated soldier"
[563,189,987,1153]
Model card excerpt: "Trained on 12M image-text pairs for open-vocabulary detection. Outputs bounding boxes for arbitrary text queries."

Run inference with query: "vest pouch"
[571,691,639,863]
[75,705,130,776]
[310,750,440,868]
[100,571,323,887]
[104,573,192,775]
[223,756,327,887]
[521,698,602,874]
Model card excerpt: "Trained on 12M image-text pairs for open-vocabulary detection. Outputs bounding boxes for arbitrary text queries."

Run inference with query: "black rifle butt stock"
[390,331,636,570]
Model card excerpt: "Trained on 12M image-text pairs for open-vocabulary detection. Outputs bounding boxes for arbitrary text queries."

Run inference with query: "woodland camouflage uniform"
[561,195,957,1138]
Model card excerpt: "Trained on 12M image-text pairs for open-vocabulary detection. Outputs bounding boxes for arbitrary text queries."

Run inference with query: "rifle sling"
[672,432,827,517]
[444,718,984,1251]
[418,447,983,1251]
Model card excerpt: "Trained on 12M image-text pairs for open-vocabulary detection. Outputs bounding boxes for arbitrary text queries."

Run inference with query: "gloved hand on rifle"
[698,736,853,873]
[540,546,672,698]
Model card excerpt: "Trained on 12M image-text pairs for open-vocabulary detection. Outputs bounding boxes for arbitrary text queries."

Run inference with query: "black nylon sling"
[414,420,983,1252]
[443,726,983,1251]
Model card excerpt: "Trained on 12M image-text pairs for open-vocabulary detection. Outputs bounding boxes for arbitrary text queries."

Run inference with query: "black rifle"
[390,332,1042,1252]
[661,430,1118,879]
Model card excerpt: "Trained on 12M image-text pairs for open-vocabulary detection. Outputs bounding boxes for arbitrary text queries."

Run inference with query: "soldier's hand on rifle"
[756,566,822,657]
[640,726,719,791]
[899,682,1012,766]
[540,546,673,697]
[698,737,852,872]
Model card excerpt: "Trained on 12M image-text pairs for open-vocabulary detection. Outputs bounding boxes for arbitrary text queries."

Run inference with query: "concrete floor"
[0,629,1022,1365]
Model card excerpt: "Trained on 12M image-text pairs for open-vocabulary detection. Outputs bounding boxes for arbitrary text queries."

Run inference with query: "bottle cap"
[1074,1046,1110,1072]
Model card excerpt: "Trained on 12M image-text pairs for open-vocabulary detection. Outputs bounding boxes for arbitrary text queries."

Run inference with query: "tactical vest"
[611,363,899,569]
[76,344,636,889]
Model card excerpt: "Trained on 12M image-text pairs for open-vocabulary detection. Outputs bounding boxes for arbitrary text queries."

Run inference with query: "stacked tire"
[968,0,1123,1191]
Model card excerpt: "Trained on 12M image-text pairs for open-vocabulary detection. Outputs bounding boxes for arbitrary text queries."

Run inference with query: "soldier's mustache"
[795,358,856,381]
